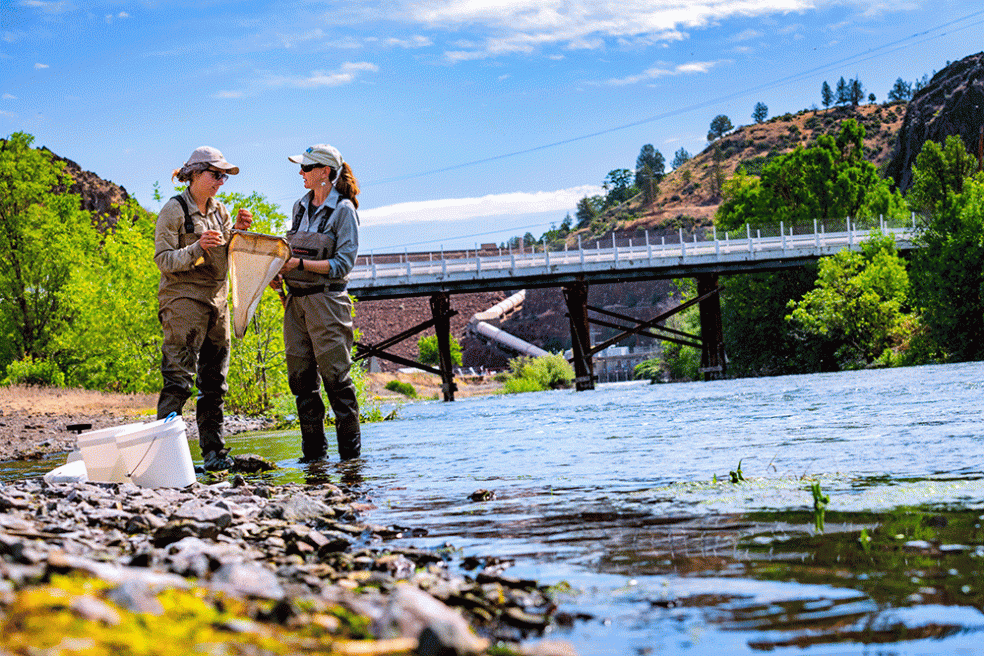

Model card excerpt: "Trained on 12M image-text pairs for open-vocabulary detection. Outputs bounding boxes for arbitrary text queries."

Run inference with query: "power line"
[363,9,984,188]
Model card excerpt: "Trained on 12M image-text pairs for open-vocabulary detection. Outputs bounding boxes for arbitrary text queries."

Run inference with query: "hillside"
[591,102,907,234]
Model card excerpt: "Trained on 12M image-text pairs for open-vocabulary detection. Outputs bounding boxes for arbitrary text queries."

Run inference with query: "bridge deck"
[349,225,914,300]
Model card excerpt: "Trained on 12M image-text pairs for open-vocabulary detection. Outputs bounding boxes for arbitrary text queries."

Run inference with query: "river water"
[6,362,984,654]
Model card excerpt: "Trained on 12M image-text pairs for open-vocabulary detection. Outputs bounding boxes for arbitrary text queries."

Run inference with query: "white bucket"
[77,423,145,483]
[116,416,196,488]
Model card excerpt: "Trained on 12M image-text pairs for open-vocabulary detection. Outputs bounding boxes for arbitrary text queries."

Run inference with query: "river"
[6,362,984,654]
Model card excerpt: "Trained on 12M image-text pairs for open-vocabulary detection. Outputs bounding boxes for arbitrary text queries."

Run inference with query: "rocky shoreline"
[0,473,576,655]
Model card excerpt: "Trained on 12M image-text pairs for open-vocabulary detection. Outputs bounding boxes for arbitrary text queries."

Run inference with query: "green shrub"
[417,334,462,366]
[385,379,418,398]
[2,356,66,387]
[500,354,574,393]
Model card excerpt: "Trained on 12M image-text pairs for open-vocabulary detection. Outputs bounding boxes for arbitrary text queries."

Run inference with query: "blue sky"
[2,1,982,253]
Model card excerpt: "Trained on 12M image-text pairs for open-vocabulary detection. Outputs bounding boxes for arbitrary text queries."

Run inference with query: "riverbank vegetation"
[0,132,376,425]
[498,354,575,393]
[634,126,984,381]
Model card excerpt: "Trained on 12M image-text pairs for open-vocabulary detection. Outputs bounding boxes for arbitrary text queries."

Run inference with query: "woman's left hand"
[234,208,253,231]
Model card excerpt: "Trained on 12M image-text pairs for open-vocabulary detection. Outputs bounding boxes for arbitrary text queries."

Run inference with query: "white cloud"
[216,61,378,98]
[3,93,16,99]
[360,185,604,227]
[105,11,128,24]
[384,35,433,48]
[22,0,71,14]
[602,59,720,86]
[263,62,379,89]
[34,62,49,69]
[0,110,15,117]
[393,0,816,61]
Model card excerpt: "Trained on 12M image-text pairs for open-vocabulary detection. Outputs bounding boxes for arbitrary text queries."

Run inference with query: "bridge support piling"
[696,273,726,381]
[563,281,596,391]
[430,292,458,402]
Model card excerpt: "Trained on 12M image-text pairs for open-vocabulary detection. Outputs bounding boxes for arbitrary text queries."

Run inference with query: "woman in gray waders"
[276,144,361,461]
[154,146,253,471]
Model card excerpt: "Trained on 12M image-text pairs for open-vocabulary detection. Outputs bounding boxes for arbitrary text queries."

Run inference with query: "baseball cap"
[288,144,343,170]
[186,146,240,174]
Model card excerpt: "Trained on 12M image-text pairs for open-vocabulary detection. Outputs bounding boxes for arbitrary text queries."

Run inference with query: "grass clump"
[384,379,418,398]
[500,354,574,394]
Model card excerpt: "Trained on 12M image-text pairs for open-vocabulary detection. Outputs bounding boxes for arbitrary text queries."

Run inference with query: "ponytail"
[331,162,360,209]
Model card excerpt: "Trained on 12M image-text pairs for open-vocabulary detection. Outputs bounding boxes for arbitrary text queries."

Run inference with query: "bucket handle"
[127,413,178,479]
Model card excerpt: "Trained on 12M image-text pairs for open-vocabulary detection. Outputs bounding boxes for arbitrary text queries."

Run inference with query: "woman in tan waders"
[276,144,361,461]
[154,146,253,471]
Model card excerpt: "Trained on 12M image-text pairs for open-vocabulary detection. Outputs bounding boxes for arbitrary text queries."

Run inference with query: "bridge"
[349,218,916,400]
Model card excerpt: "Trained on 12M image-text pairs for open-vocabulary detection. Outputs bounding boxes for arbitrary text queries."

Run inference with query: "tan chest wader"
[283,202,361,461]
[157,194,231,459]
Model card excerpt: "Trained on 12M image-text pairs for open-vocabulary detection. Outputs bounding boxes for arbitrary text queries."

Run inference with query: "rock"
[211,562,285,600]
[886,51,984,192]
[231,453,277,474]
[153,519,220,547]
[468,489,495,502]
[172,500,233,528]
[380,584,488,655]
[261,494,332,523]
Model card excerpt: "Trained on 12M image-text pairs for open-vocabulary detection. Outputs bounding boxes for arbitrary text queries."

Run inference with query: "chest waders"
[283,200,361,461]
[157,195,232,467]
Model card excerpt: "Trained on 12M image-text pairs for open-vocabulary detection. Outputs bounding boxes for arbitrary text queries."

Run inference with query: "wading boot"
[203,448,234,471]
[299,422,328,462]
[335,415,361,461]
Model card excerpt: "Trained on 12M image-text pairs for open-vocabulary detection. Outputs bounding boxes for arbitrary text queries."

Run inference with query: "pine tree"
[752,102,768,123]
[821,81,833,110]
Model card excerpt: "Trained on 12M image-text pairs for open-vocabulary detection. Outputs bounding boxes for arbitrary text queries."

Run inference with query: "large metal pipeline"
[468,290,550,358]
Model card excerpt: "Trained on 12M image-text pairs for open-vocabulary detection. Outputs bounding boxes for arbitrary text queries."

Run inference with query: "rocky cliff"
[886,51,984,192]
[46,149,133,231]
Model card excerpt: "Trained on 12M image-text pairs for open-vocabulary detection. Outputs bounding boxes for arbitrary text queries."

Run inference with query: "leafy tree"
[906,135,978,215]
[53,198,162,392]
[887,77,912,102]
[0,132,100,376]
[752,102,768,123]
[867,92,876,104]
[707,115,734,141]
[634,144,665,188]
[786,234,917,369]
[671,148,692,170]
[716,120,906,231]
[559,213,572,235]
[907,137,984,361]
[418,333,462,367]
[575,195,602,229]
[821,81,833,110]
[848,77,864,106]
[723,268,825,376]
[602,168,635,207]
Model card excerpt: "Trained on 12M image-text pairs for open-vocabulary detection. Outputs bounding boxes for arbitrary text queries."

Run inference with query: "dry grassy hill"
[596,103,907,234]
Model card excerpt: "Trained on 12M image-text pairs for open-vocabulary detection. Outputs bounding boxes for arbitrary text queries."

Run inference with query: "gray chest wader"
[156,195,230,460]
[284,202,361,461]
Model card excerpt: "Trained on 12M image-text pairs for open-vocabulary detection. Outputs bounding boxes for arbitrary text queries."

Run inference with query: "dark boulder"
[886,52,984,192]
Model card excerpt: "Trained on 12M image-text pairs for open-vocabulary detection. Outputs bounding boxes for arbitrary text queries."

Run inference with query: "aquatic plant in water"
[811,480,830,532]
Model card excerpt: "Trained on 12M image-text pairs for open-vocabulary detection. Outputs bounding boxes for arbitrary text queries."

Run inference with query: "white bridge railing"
[350,217,917,292]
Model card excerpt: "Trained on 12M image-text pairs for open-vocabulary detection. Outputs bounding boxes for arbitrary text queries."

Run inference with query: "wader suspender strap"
[171,195,195,235]
[290,201,336,234]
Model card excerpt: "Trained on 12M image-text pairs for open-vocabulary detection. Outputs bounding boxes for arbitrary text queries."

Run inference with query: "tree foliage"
[908,137,984,361]
[887,78,912,102]
[786,234,917,369]
[821,81,833,110]
[0,132,101,377]
[707,115,734,141]
[716,120,906,231]
[634,144,665,188]
[671,148,692,170]
[417,334,462,367]
[603,168,635,207]
[752,102,768,124]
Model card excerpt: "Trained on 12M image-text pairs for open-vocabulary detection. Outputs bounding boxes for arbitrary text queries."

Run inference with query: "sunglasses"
[300,163,325,173]
[207,169,229,182]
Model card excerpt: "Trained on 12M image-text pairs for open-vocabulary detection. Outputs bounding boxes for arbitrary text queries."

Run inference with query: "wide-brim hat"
[186,146,240,175]
[288,144,343,170]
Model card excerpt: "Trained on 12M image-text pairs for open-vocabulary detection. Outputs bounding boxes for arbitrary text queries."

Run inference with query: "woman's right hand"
[199,229,224,251]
